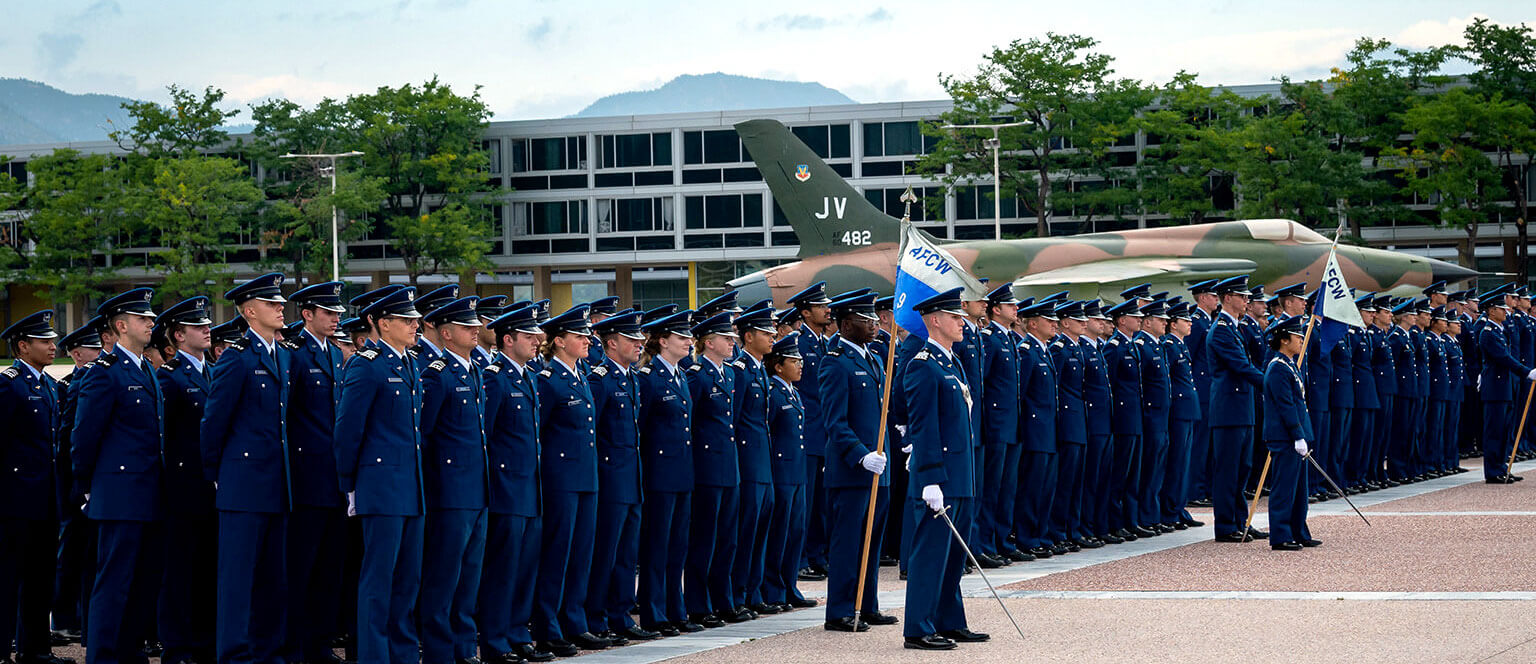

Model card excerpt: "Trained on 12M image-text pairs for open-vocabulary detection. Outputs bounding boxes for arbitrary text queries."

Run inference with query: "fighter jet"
[728,119,1478,304]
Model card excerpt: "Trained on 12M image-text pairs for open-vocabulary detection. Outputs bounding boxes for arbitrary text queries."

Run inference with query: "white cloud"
[1395,13,1488,49]
[220,74,355,106]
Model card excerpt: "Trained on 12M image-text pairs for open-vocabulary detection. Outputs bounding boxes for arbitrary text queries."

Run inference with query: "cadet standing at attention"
[1207,276,1266,543]
[419,297,491,664]
[153,297,216,664]
[52,320,105,650]
[334,287,426,664]
[1049,301,1096,550]
[1161,303,1204,530]
[73,288,164,664]
[730,308,779,618]
[685,311,745,627]
[1477,287,1536,483]
[635,311,696,636]
[1102,300,1146,542]
[761,334,816,612]
[1015,301,1063,556]
[1261,316,1321,551]
[199,273,293,664]
[978,284,1021,564]
[1134,300,1173,534]
[788,283,833,582]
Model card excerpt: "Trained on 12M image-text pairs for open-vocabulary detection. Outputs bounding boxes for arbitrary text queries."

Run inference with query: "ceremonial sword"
[934,505,1026,641]
[1303,452,1370,526]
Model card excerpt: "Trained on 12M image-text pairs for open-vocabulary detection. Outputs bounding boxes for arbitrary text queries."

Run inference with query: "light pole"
[279,151,364,281]
[943,122,1028,240]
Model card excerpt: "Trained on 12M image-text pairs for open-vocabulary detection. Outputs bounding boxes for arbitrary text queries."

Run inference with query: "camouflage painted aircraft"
[729,119,1478,305]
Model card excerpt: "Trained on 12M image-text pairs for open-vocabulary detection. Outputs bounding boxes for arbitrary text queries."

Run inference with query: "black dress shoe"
[1307,495,1320,504]
[1172,521,1188,530]
[1049,543,1070,556]
[1181,517,1205,528]
[1028,546,1053,558]
[650,623,680,637]
[569,632,610,650]
[750,602,783,615]
[1115,528,1138,541]
[1247,526,1268,539]
[1074,536,1104,549]
[1100,532,1124,544]
[691,613,725,628]
[788,596,818,608]
[940,628,991,643]
[720,607,753,623]
[1271,541,1303,551]
[489,651,525,664]
[1189,498,1212,507]
[1001,548,1034,561]
[1300,538,1323,547]
[1063,540,1082,552]
[904,634,957,650]
[772,602,794,613]
[1156,523,1176,534]
[677,621,705,633]
[600,632,629,647]
[1131,525,1158,537]
[456,657,486,664]
[538,640,579,658]
[619,624,661,640]
[863,610,899,625]
[900,569,908,580]
[1215,531,1249,543]
[1487,476,1518,484]
[977,553,1004,568]
[823,616,869,632]
[798,567,826,581]
[879,555,899,567]
[512,643,554,663]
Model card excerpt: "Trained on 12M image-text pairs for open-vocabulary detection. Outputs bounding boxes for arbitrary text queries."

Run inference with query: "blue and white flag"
[893,224,986,339]
[1314,247,1365,353]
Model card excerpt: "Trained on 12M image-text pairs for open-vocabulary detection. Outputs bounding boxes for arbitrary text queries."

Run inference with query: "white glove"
[895,425,908,436]
[901,444,913,454]
[82,493,90,514]
[1294,439,1309,456]
[922,484,944,513]
[1477,375,1482,391]
[213,481,218,490]
[1527,369,1536,382]
[860,451,887,475]
[347,491,357,517]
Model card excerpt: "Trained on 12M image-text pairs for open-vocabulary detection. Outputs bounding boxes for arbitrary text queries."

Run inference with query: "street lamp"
[279,151,365,281]
[943,121,1028,240]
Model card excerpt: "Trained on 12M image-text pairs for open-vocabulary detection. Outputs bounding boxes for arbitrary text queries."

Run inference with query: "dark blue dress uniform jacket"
[1390,328,1419,398]
[420,355,489,510]
[591,357,643,505]
[1080,338,1113,439]
[1206,312,1264,427]
[1480,322,1531,402]
[1103,331,1142,436]
[903,345,974,496]
[1262,356,1314,443]
[819,336,888,489]
[286,332,346,508]
[1050,335,1087,445]
[537,359,599,493]
[158,354,214,516]
[1351,327,1379,410]
[688,358,738,488]
[732,356,773,486]
[334,344,425,516]
[956,322,986,446]
[981,323,1021,447]
[637,361,693,493]
[199,331,293,513]
[768,377,805,486]
[72,347,165,521]
[1018,334,1059,452]
[1135,330,1171,423]
[1164,335,1201,422]
[482,356,541,516]
[795,325,828,457]
[1,362,59,520]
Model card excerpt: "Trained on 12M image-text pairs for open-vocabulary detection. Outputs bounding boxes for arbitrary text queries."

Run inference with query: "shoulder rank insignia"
[278,339,301,351]
[1134,339,1145,345]
[913,349,932,362]
[485,363,502,374]
[0,366,17,379]
[228,337,249,351]
[95,353,119,367]
[591,365,609,377]
[163,354,182,371]
[687,364,702,373]
[539,369,553,378]
[731,360,746,370]
[356,348,380,361]
[638,366,653,375]
[426,359,447,372]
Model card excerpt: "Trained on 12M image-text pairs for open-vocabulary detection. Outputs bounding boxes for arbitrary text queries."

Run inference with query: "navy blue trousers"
[732,483,773,607]
[685,485,738,617]
[1111,434,1142,532]
[534,490,597,642]
[1370,397,1394,483]
[0,517,57,659]
[1265,446,1310,545]
[637,491,689,628]
[762,484,806,605]
[87,521,160,664]
[284,506,344,663]
[1327,407,1352,492]
[1484,400,1515,479]
[587,501,641,633]
[477,513,539,655]
[1390,396,1420,480]
[1211,426,1254,537]
[1138,420,1169,527]
[160,511,216,662]
[801,454,828,569]
[52,508,93,634]
[420,508,486,664]
[1190,399,1212,500]
[983,442,1021,555]
[357,515,423,664]
[216,511,287,664]
[903,497,970,638]
[1159,420,1195,524]
[1014,450,1057,549]
[1049,443,1086,542]
[825,486,886,620]
[1081,433,1112,537]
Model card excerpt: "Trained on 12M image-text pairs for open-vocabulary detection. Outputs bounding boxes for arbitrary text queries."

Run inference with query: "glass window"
[531,138,566,171]
[511,141,528,173]
[512,200,586,236]
[863,122,883,157]
[792,125,830,159]
[703,130,741,163]
[684,194,761,230]
[684,131,703,165]
[883,121,921,156]
[830,124,851,158]
[482,140,502,174]
[652,132,672,166]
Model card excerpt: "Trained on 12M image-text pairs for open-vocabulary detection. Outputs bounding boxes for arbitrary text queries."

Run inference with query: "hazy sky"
[9,1,1534,121]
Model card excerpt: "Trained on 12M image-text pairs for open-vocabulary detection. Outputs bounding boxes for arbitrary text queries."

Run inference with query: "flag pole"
[852,187,916,630]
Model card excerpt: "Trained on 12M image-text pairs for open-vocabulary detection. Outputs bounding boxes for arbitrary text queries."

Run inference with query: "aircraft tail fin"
[735,119,901,258]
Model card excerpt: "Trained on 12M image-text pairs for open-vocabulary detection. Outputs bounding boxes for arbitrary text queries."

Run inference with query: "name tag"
[566,398,582,406]
[27,395,41,400]
[127,385,144,391]
[186,388,200,394]
[455,386,472,392]
[387,377,404,383]
[662,394,678,402]
[854,371,868,376]
[781,404,794,410]
[253,369,269,376]
[309,368,322,374]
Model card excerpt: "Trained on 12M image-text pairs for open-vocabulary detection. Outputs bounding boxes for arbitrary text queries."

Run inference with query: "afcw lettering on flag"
[1314,248,1365,353]
[894,225,986,339]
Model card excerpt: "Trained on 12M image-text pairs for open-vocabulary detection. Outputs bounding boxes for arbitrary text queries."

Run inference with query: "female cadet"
[1262,315,1321,551]
[761,332,820,613]
[730,308,778,617]
[684,312,744,626]
[635,311,696,635]
[532,305,605,656]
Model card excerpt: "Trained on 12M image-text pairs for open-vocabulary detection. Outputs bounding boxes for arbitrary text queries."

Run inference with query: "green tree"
[344,78,497,286]
[1136,72,1257,225]
[246,97,387,283]
[110,84,241,158]
[1461,19,1536,279]
[920,33,1150,237]
[138,156,264,301]
[14,150,131,305]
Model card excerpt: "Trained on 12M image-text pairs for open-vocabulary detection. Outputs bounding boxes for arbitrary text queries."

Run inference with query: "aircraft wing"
[1011,257,1256,288]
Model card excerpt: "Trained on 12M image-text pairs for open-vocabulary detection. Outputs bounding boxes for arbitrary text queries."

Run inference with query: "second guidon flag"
[893,223,986,339]
[1314,247,1366,352]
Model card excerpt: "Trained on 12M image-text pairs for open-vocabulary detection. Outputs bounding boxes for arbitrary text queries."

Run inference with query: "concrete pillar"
[615,265,634,309]
[533,266,552,300]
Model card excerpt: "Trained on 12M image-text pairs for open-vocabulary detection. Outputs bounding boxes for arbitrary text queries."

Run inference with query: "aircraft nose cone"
[1429,258,1480,282]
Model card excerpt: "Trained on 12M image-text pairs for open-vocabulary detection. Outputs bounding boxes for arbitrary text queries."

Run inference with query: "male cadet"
[584,296,620,366]
[872,295,907,568]
[955,289,987,551]
[1240,285,1269,495]
[902,288,987,651]
[1135,299,1173,534]
[730,308,778,618]
[1206,276,1267,542]
[1077,301,1118,543]
[152,297,216,664]
[1505,288,1535,460]
[53,320,104,648]
[1161,303,1204,530]
[334,287,426,664]
[473,295,509,369]
[71,288,163,664]
[1102,300,1147,541]
[198,273,293,664]
[209,318,247,362]
[1341,293,1378,497]
[1426,307,1454,475]
[1452,290,1481,460]
[1186,280,1219,507]
[976,284,1021,565]
[587,310,654,644]
[1047,301,1094,549]
[787,282,834,580]
[348,285,405,349]
[1387,300,1422,483]
[1367,295,1398,490]
[418,296,490,664]
[1444,311,1468,473]
[282,282,349,664]
[818,293,894,632]
[1477,287,1536,482]
[411,284,460,360]
[1,310,70,664]
[479,304,551,664]
[1013,301,1063,556]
